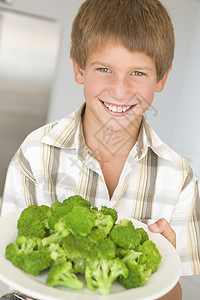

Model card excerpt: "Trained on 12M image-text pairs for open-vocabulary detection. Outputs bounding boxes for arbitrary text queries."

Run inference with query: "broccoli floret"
[48,243,67,265]
[121,249,142,267]
[5,241,51,276]
[63,234,94,259]
[42,217,70,247]
[137,240,162,273]
[119,219,134,227]
[47,195,91,232]
[119,247,151,289]
[63,206,95,236]
[62,234,98,273]
[118,263,151,289]
[100,206,118,223]
[17,205,51,238]
[15,236,42,254]
[46,262,83,290]
[88,227,105,243]
[43,203,95,246]
[93,210,114,236]
[110,224,141,250]
[63,236,116,273]
[50,201,61,211]
[62,195,91,208]
[85,258,128,295]
[136,228,149,244]
[97,238,116,260]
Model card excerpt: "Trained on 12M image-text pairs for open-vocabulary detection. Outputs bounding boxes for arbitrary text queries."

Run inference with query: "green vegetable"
[17,205,51,238]
[137,240,162,273]
[5,236,51,276]
[119,263,152,289]
[46,261,83,290]
[5,195,162,295]
[85,258,128,295]
[110,223,142,250]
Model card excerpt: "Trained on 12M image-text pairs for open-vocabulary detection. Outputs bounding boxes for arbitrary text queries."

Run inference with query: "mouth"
[100,100,135,114]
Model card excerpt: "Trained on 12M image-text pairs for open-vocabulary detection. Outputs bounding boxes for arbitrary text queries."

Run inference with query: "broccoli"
[85,258,129,295]
[62,195,91,208]
[110,224,142,250]
[100,206,118,223]
[15,236,42,254]
[63,236,116,273]
[118,248,152,289]
[121,249,142,267]
[17,205,51,238]
[48,243,67,265]
[47,195,91,232]
[62,234,98,273]
[63,206,95,236]
[42,218,70,247]
[46,262,83,290]
[5,196,162,295]
[118,263,152,289]
[5,237,51,276]
[92,210,114,236]
[97,238,116,260]
[136,227,149,245]
[137,240,162,273]
[43,205,95,246]
[88,227,105,243]
[119,218,135,227]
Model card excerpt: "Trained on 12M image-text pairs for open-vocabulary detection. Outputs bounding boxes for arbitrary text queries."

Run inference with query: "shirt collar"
[41,103,87,159]
[134,117,173,162]
[42,103,173,163]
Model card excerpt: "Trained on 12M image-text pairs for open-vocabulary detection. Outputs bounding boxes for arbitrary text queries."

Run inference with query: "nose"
[108,75,133,102]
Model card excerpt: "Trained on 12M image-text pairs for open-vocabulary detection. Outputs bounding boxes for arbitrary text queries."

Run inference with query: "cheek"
[84,77,106,98]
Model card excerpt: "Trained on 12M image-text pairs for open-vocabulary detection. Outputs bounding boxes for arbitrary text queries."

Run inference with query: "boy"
[1,0,199,299]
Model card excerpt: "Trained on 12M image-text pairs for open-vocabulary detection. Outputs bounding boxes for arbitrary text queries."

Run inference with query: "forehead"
[86,43,156,69]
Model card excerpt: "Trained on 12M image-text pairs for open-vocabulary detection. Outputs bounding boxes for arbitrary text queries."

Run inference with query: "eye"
[97,68,111,73]
[131,71,144,76]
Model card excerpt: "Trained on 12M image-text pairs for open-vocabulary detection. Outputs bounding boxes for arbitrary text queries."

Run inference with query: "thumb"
[148,218,176,248]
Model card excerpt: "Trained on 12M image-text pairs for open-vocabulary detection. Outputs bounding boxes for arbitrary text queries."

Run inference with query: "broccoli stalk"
[85,258,128,295]
[46,262,83,290]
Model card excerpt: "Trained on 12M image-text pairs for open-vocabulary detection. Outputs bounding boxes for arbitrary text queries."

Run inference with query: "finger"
[148,218,176,248]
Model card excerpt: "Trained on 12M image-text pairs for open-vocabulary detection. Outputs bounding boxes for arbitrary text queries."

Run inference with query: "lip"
[99,100,136,117]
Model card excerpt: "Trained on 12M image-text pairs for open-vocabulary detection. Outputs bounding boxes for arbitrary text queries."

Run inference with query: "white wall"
[146,0,200,178]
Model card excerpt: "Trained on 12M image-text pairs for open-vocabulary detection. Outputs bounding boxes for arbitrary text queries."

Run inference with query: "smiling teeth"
[103,102,131,113]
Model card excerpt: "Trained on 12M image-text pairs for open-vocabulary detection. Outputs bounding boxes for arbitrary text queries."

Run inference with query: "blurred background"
[0,0,199,298]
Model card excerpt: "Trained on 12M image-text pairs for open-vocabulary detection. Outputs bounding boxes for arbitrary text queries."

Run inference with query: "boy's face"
[73,44,169,132]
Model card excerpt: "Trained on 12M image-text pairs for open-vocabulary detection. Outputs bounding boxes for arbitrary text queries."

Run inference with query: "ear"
[155,67,171,92]
[72,58,84,84]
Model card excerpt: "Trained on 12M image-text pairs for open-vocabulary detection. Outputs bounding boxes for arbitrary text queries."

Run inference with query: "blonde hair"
[70,0,175,80]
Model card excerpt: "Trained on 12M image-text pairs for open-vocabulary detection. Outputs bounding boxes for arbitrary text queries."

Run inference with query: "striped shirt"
[1,103,200,276]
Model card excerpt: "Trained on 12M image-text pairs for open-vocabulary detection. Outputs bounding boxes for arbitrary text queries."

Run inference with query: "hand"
[148,218,176,248]
[148,220,182,299]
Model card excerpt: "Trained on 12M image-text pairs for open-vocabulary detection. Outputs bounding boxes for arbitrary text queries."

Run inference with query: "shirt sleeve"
[170,165,200,276]
[1,148,37,217]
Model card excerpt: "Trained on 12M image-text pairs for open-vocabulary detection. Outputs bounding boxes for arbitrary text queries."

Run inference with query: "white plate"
[0,210,181,300]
